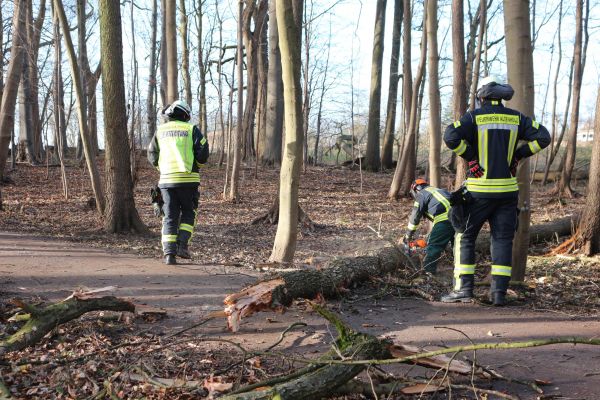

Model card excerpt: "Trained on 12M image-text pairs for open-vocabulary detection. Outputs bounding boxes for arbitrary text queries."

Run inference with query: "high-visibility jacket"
[407,186,452,232]
[444,100,550,198]
[148,119,209,187]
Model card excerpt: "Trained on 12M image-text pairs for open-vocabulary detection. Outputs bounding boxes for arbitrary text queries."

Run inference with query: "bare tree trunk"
[165,0,178,103]
[256,7,268,163]
[228,0,245,201]
[129,0,139,184]
[17,0,37,164]
[301,0,311,170]
[427,0,441,187]
[0,0,3,108]
[99,0,146,233]
[179,0,192,106]
[504,0,534,282]
[0,2,26,180]
[464,1,481,104]
[29,0,46,161]
[570,88,600,254]
[313,20,332,166]
[381,0,403,170]
[146,0,158,144]
[54,0,105,214]
[159,0,167,106]
[468,0,486,110]
[555,0,588,197]
[195,0,208,137]
[389,1,427,199]
[270,0,303,262]
[215,0,226,166]
[452,0,468,189]
[262,0,284,166]
[52,5,68,199]
[365,0,387,172]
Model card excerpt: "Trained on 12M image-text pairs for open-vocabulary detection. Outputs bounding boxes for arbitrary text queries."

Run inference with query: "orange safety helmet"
[410,178,429,199]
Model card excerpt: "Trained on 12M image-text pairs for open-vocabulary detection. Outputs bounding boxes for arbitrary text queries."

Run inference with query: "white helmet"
[164,100,191,121]
[477,75,501,91]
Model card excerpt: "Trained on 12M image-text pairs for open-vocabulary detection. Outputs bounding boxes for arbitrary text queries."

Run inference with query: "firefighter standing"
[403,179,455,274]
[148,100,209,265]
[441,76,550,306]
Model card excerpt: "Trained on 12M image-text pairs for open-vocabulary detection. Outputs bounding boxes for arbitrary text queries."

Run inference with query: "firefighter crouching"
[441,76,550,306]
[148,100,209,265]
[402,179,455,275]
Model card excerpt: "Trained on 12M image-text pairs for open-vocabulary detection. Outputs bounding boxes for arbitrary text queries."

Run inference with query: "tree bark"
[17,0,37,165]
[100,0,147,233]
[52,3,68,199]
[195,0,208,138]
[255,6,268,163]
[159,0,168,106]
[381,0,403,170]
[452,0,468,189]
[504,0,535,282]
[427,0,441,187]
[389,1,427,200]
[570,89,600,254]
[165,0,178,103]
[262,0,284,166]
[146,0,159,144]
[468,0,486,110]
[0,295,134,354]
[555,0,587,197]
[54,0,105,214]
[270,0,303,263]
[365,0,387,172]
[179,0,192,107]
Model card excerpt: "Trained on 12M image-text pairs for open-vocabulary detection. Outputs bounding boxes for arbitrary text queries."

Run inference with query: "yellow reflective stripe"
[532,120,540,129]
[466,185,519,193]
[475,114,520,125]
[426,187,451,211]
[508,128,518,163]
[453,139,467,155]
[200,137,207,145]
[490,100,499,105]
[179,223,194,233]
[413,201,420,207]
[425,212,434,220]
[162,234,177,243]
[491,265,512,277]
[159,172,200,184]
[466,177,517,185]
[407,223,418,231]
[528,140,542,154]
[433,213,448,224]
[483,128,489,176]
[453,120,461,128]
[454,264,476,277]
[478,128,485,175]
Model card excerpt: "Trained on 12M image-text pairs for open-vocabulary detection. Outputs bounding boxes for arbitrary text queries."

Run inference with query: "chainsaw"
[403,238,427,256]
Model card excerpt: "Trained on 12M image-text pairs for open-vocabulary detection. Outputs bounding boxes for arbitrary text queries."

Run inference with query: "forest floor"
[1,160,599,399]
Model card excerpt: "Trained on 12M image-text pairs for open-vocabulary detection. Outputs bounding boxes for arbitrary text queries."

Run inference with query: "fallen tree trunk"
[0,294,135,354]
[224,246,406,331]
[476,214,580,253]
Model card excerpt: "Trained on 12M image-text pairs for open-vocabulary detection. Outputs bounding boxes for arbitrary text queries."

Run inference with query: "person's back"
[442,76,550,305]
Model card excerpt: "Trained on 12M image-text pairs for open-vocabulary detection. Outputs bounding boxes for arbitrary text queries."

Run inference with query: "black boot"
[491,275,510,306]
[176,242,191,259]
[164,254,176,265]
[441,275,474,303]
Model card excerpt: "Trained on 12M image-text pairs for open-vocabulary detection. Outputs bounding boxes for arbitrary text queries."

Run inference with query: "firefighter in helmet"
[403,179,455,274]
[442,76,550,305]
[148,100,209,265]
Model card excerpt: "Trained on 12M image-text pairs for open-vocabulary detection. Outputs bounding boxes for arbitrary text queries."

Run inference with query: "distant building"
[577,128,594,142]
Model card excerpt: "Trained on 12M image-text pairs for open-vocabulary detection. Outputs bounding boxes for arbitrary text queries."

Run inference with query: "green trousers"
[423,220,455,274]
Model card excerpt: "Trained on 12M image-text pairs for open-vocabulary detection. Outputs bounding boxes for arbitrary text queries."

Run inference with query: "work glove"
[468,160,485,178]
[403,231,415,244]
[510,156,521,177]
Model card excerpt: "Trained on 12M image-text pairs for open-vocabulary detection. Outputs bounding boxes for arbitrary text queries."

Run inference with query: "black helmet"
[163,100,191,122]
[410,178,428,199]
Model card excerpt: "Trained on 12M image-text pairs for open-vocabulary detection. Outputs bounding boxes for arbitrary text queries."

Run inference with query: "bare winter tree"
[270,0,303,263]
[99,0,146,233]
[179,0,192,106]
[381,0,402,170]
[365,0,386,172]
[0,2,26,180]
[146,0,159,143]
[504,0,534,282]
[166,0,178,103]
[426,0,441,187]
[452,0,468,189]
[261,0,284,166]
[555,0,589,197]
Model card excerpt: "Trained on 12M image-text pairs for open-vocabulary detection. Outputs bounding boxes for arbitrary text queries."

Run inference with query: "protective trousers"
[160,187,199,255]
[423,220,455,274]
[453,197,518,291]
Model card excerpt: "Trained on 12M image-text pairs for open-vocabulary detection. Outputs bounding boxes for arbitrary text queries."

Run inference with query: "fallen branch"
[224,246,405,331]
[0,294,134,354]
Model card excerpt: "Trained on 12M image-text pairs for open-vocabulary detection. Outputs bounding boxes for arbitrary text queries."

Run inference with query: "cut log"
[224,246,406,331]
[0,294,135,354]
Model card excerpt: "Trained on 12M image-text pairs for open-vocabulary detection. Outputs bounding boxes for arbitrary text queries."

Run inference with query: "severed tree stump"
[0,293,135,354]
